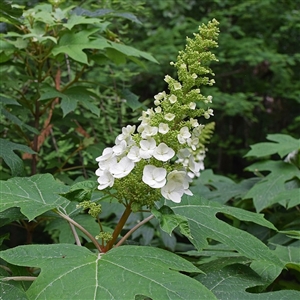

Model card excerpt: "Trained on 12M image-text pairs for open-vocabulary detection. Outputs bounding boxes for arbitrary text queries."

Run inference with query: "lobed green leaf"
[0,244,216,299]
[0,174,69,221]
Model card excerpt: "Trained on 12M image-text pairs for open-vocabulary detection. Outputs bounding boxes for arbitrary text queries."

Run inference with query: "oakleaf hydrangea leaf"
[244,161,300,212]
[152,205,192,239]
[0,174,69,221]
[273,244,300,270]
[245,134,300,159]
[169,196,283,267]
[0,139,36,176]
[195,264,300,299]
[0,244,216,300]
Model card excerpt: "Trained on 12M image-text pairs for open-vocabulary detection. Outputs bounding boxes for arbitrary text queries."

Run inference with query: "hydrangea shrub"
[96,19,219,210]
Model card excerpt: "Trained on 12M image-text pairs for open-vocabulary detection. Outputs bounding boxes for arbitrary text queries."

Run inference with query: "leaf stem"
[55,210,102,253]
[1,276,36,281]
[116,214,155,247]
[68,222,81,246]
[104,203,132,252]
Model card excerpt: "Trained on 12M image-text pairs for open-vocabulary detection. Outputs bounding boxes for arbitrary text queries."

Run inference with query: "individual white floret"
[97,170,115,190]
[110,157,135,179]
[139,138,156,159]
[158,123,170,134]
[141,125,158,139]
[152,143,175,162]
[169,94,177,104]
[204,108,214,119]
[127,146,141,162]
[177,127,191,144]
[142,165,167,188]
[161,181,183,203]
[164,113,175,121]
[112,140,127,156]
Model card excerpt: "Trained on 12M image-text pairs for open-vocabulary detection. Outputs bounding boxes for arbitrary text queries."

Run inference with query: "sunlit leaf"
[0,244,216,299]
[0,174,69,221]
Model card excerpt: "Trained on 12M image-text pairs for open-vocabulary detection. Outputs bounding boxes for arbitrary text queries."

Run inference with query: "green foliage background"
[0,0,299,299]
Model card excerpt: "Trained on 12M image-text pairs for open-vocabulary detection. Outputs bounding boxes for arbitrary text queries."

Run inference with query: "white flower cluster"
[96,19,219,205]
[95,93,210,203]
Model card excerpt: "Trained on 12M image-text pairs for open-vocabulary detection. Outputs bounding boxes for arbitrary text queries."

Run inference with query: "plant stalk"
[55,210,102,253]
[116,214,155,247]
[104,203,132,252]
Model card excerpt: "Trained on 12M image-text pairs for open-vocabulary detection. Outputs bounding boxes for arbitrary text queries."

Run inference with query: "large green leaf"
[71,7,142,24]
[192,170,260,204]
[52,28,157,65]
[195,264,300,299]
[39,86,100,117]
[245,134,300,158]
[0,139,36,176]
[0,1,23,25]
[0,174,69,221]
[273,244,300,271]
[244,161,300,212]
[63,14,109,30]
[108,41,158,64]
[52,29,109,64]
[0,244,216,299]
[169,196,283,267]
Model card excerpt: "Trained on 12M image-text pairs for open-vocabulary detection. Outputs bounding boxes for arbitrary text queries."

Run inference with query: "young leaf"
[60,180,97,202]
[0,139,36,176]
[0,94,21,106]
[0,244,217,299]
[169,196,283,267]
[0,174,69,221]
[152,205,192,239]
[195,264,300,299]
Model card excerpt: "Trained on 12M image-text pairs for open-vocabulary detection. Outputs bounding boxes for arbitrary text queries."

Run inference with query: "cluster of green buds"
[77,201,102,218]
[96,19,219,209]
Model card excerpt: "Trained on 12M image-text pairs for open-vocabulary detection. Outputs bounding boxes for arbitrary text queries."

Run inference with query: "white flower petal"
[158,123,169,134]
[164,113,175,121]
[110,157,134,178]
[142,165,167,188]
[153,143,175,162]
[161,182,183,203]
[127,146,141,162]
[97,170,114,190]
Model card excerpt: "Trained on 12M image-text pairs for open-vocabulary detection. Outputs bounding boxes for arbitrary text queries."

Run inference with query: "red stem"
[104,204,132,252]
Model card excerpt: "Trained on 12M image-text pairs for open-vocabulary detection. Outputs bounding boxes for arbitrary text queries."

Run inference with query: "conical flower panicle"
[96,19,219,208]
